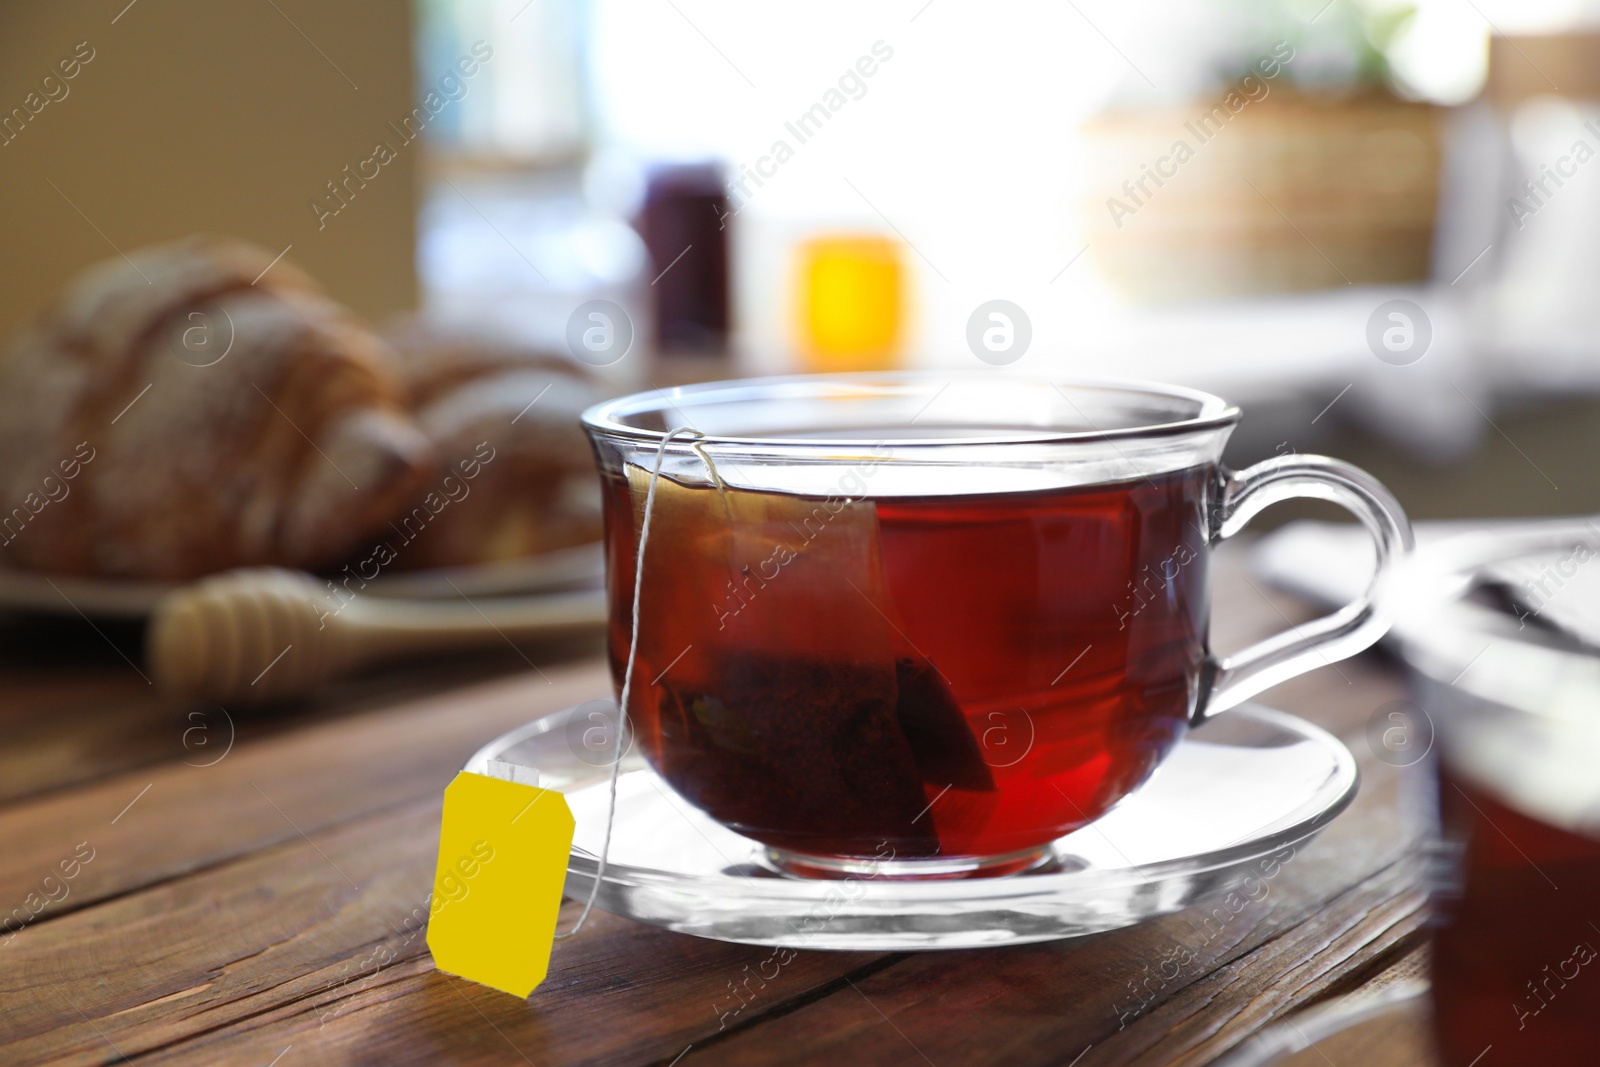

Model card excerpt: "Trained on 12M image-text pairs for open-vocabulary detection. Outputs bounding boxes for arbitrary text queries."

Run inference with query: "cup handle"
[1194,455,1414,723]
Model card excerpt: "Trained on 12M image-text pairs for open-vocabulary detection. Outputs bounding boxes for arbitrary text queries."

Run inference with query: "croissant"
[0,237,436,580]
[380,321,603,569]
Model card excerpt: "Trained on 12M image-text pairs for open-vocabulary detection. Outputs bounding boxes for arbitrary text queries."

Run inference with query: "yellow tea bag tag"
[427,769,575,998]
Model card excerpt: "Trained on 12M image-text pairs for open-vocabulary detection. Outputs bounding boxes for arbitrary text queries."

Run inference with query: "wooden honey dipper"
[147,567,607,703]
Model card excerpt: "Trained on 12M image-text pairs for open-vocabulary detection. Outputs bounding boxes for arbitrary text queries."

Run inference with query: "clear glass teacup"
[582,373,1410,878]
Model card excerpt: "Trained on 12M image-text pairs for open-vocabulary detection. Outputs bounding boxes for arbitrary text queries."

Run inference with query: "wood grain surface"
[0,557,1437,1066]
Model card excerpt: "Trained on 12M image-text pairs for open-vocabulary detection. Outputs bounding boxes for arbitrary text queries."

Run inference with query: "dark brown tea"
[1431,765,1600,1065]
[601,460,1213,863]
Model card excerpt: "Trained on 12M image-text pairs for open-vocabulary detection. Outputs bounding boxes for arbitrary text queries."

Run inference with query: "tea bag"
[892,658,994,794]
[625,463,941,854]
[629,467,993,792]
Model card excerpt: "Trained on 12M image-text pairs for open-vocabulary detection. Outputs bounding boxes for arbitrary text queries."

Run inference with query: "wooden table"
[0,554,1435,1066]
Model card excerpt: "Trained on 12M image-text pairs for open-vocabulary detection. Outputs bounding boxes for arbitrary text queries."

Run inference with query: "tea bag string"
[558,426,713,939]
[691,438,733,523]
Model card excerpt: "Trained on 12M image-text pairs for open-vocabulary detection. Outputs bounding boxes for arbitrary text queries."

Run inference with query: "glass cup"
[1390,522,1600,1065]
[581,374,1411,878]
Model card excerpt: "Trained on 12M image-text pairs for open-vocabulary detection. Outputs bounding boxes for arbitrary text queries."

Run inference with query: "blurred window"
[416,0,589,165]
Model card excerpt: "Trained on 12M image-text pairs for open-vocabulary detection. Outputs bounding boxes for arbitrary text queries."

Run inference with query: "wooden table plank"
[0,552,1435,1066]
[0,616,168,803]
[0,609,600,806]
[0,655,1425,1067]
[686,710,1426,1067]
[1,794,886,1066]
[0,660,610,930]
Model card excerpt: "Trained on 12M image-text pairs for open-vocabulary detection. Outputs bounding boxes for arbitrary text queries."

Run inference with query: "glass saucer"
[465,702,1358,951]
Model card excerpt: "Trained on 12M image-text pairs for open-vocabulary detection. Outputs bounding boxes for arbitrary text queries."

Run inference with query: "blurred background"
[5,0,1600,521]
